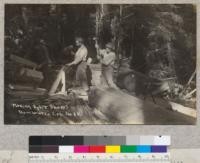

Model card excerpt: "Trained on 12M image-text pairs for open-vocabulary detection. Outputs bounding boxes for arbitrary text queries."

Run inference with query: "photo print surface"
[4,4,197,124]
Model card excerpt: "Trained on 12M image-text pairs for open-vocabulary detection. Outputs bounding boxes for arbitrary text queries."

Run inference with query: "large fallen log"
[10,54,38,68]
[6,55,43,86]
[20,68,44,84]
[8,84,46,92]
[88,87,196,124]
[116,67,168,95]
[7,90,46,98]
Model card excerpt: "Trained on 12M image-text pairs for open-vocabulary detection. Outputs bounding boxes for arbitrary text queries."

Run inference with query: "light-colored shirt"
[98,49,116,66]
[71,45,88,65]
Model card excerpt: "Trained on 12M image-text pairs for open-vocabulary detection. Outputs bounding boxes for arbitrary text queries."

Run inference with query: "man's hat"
[106,42,115,51]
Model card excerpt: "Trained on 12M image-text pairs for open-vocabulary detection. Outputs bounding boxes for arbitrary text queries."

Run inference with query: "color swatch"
[106,146,121,153]
[121,145,136,153]
[89,146,105,153]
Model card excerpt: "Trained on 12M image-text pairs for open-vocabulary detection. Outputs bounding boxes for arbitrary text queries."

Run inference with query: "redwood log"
[20,68,44,81]
[10,54,38,68]
[88,87,196,124]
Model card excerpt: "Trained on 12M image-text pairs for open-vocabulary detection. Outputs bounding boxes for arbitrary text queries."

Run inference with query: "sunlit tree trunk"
[167,42,177,79]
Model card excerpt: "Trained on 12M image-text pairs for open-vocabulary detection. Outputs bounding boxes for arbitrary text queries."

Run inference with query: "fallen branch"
[184,88,196,99]
[187,69,196,86]
[170,101,196,118]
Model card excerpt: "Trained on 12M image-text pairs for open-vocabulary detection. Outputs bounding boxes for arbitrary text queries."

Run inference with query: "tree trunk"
[167,42,176,79]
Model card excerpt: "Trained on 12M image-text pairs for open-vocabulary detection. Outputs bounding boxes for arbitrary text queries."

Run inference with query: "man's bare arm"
[67,49,87,66]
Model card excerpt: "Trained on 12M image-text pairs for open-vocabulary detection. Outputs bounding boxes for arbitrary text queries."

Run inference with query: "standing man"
[95,42,118,89]
[67,37,89,92]
[34,39,53,90]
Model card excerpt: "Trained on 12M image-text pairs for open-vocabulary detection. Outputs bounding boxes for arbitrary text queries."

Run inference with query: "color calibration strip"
[29,136,170,154]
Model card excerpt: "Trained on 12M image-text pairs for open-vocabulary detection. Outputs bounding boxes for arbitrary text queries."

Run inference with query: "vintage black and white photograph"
[4,4,197,124]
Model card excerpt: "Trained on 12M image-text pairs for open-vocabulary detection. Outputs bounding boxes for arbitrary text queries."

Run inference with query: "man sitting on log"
[95,42,118,89]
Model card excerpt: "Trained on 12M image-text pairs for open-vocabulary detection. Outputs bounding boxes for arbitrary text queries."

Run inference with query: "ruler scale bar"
[29,153,171,161]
